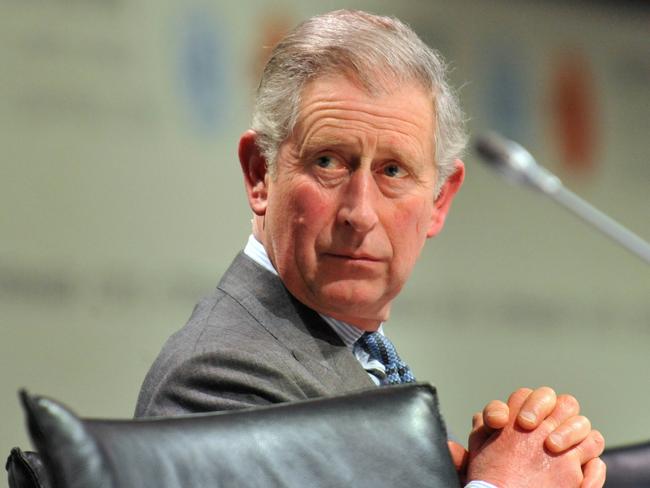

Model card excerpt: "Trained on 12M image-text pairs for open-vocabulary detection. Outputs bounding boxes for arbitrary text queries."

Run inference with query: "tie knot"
[356,332,416,385]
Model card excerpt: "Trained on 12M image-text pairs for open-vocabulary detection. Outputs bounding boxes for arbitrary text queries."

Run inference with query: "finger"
[469,412,492,453]
[574,430,606,465]
[580,457,606,488]
[506,387,534,414]
[447,440,469,474]
[469,411,484,452]
[539,393,580,433]
[472,411,484,431]
[545,415,591,453]
[517,386,557,430]
[468,424,489,453]
[483,400,509,430]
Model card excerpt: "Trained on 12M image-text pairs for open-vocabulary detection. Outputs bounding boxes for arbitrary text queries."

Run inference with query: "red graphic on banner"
[551,52,599,175]
[252,14,293,83]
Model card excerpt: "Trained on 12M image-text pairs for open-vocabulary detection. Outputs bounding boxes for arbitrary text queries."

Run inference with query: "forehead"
[292,75,436,159]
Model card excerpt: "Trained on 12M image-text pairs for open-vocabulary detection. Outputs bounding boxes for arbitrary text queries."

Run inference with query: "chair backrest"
[19,383,461,488]
[5,448,50,488]
[601,440,650,487]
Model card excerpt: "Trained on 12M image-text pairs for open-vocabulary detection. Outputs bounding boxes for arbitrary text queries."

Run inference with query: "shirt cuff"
[465,481,499,488]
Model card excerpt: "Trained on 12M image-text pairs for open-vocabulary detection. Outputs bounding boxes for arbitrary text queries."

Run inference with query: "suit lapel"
[218,253,374,393]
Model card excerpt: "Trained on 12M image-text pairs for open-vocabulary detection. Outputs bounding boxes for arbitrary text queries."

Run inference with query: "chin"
[312,281,391,323]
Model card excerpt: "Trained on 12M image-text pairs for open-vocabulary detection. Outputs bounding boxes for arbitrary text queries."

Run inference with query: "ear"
[238,129,269,216]
[426,159,465,238]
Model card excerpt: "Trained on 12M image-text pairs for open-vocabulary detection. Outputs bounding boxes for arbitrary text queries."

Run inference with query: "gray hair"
[251,9,467,193]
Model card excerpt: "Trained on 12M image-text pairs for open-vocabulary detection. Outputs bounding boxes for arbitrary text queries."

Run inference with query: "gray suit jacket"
[135,252,374,417]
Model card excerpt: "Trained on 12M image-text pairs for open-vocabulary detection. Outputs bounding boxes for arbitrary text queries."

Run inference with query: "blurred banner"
[1,0,648,458]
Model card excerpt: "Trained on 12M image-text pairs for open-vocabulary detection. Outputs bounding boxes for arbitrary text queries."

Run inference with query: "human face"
[253,75,459,330]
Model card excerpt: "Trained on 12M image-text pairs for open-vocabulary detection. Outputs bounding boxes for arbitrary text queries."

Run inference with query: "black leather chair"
[8,383,460,488]
[602,440,650,487]
[6,448,49,488]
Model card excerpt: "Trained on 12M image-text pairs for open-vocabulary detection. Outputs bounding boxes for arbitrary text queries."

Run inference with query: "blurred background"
[2,0,648,458]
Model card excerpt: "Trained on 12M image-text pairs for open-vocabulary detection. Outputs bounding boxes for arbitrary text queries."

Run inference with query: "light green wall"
[2,0,648,459]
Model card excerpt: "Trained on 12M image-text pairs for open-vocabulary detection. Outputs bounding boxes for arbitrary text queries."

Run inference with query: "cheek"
[274,180,333,247]
[293,183,331,225]
[389,199,433,262]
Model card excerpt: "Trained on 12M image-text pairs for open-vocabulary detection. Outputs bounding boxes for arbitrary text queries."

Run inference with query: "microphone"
[474,131,650,264]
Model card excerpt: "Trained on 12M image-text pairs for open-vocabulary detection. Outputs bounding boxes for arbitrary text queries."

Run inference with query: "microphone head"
[473,131,537,181]
[473,131,562,193]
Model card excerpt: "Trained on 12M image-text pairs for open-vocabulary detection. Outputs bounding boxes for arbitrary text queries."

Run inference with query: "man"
[136,10,605,487]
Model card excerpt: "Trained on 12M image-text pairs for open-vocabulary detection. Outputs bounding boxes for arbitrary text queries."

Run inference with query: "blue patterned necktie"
[356,332,416,385]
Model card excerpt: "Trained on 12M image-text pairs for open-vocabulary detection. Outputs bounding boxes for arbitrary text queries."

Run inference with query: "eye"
[382,163,407,178]
[314,154,345,171]
[316,155,334,168]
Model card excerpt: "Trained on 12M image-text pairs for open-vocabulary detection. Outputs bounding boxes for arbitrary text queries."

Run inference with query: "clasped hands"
[448,387,606,488]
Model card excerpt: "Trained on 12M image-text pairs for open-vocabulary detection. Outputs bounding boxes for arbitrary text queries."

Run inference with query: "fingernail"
[486,410,507,420]
[519,411,536,424]
[549,433,563,448]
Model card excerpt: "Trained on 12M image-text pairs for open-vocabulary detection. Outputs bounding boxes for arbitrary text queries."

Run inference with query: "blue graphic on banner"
[177,8,229,134]
[481,44,530,143]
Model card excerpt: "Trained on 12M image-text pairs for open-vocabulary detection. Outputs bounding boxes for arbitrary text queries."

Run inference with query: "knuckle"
[578,430,606,459]
[591,430,605,450]
[537,385,556,398]
[576,415,591,431]
[484,399,507,415]
[557,393,580,413]
[508,387,533,403]
[564,414,590,433]
[586,457,607,487]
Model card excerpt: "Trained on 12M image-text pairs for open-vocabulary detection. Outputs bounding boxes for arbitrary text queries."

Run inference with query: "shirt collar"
[244,234,277,276]
[243,234,383,348]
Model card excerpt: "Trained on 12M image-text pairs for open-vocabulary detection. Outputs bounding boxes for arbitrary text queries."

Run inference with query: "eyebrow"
[300,134,419,166]
[299,134,356,152]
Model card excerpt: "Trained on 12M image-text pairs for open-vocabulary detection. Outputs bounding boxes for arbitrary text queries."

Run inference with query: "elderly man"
[136,10,605,487]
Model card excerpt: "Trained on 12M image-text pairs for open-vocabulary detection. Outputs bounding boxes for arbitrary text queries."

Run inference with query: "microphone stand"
[474,132,650,265]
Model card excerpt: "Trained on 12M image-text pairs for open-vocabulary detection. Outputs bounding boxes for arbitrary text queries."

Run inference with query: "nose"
[337,170,379,233]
